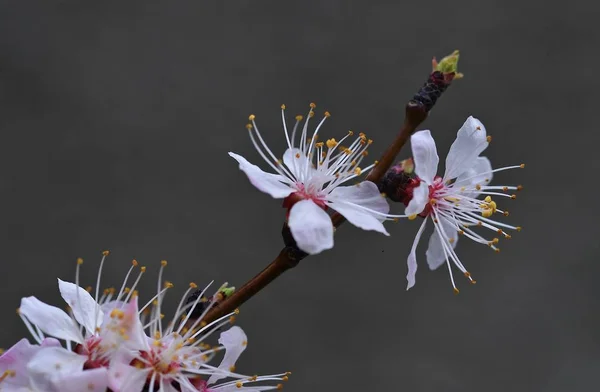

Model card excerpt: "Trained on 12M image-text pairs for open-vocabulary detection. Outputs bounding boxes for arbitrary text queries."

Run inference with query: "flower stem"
[203,57,461,323]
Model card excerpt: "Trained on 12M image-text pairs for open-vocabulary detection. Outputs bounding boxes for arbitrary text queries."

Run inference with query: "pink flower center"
[405,176,445,216]
[282,184,328,215]
[75,337,110,369]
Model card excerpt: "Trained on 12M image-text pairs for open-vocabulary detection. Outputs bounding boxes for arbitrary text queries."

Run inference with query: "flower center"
[282,184,328,212]
[75,337,110,369]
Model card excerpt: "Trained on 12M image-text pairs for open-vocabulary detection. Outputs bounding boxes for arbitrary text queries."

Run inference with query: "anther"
[281,104,286,110]
[248,114,255,121]
[486,135,492,143]
[503,211,510,216]
[348,130,354,136]
[102,250,110,256]
[309,102,316,109]
[132,259,138,267]
[517,185,523,191]
[408,214,417,220]
[520,163,525,168]
[189,282,198,289]
[246,123,252,130]
[140,266,146,272]
[453,288,460,295]
[161,260,168,267]
[77,257,84,265]
[510,194,517,199]
[354,167,362,175]
[295,115,303,121]
[324,111,331,117]
[516,226,522,232]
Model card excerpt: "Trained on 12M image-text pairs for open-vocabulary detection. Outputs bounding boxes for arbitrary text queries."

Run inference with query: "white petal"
[426,216,458,270]
[108,361,150,392]
[229,152,294,199]
[411,130,439,183]
[210,386,273,392]
[20,297,83,343]
[444,116,489,180]
[58,279,103,335]
[207,326,248,385]
[455,156,493,197]
[120,297,150,351]
[287,200,334,255]
[52,367,109,392]
[406,219,428,290]
[27,347,86,391]
[283,147,314,180]
[404,182,429,216]
[327,182,390,235]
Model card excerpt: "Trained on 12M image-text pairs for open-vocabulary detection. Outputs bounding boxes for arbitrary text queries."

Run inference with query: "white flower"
[18,253,147,369]
[401,116,523,292]
[108,261,290,392]
[229,103,390,255]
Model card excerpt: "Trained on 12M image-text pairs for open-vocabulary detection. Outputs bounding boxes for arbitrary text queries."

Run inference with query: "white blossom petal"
[283,147,314,180]
[287,200,334,255]
[426,216,458,270]
[444,116,489,180]
[52,367,109,392]
[455,156,493,197]
[327,182,390,235]
[20,297,83,343]
[229,152,294,199]
[411,130,439,183]
[108,359,150,392]
[27,347,86,391]
[58,279,103,336]
[207,326,248,385]
[0,339,41,389]
[407,219,428,290]
[404,182,429,216]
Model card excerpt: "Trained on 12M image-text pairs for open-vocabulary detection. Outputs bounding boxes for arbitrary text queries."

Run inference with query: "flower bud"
[378,158,419,204]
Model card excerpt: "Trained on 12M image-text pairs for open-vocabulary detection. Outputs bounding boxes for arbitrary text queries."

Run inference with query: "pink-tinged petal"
[20,297,83,343]
[0,339,40,388]
[287,200,334,255]
[426,216,458,270]
[100,300,126,315]
[410,130,439,184]
[58,279,103,335]
[121,297,150,351]
[283,147,314,180]
[327,182,390,235]
[455,156,493,197]
[108,358,150,392]
[207,326,248,385]
[52,367,108,392]
[404,182,429,216]
[406,219,428,290]
[27,347,86,391]
[444,116,489,180]
[41,338,61,348]
[228,152,294,199]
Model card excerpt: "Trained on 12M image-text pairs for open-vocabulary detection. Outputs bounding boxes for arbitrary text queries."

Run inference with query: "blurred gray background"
[0,1,597,391]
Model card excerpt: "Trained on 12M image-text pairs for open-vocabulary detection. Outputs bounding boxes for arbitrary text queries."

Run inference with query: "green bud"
[219,286,236,297]
[433,50,463,78]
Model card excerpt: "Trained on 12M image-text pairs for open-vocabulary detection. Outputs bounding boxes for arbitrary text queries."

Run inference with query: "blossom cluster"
[0,254,288,392]
[230,105,523,293]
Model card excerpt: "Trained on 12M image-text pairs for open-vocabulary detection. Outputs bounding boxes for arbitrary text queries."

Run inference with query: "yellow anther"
[484,196,492,203]
[471,280,477,285]
[236,382,243,388]
[164,281,174,289]
[140,266,146,273]
[152,300,159,306]
[242,340,248,346]
[448,238,455,244]
[315,142,324,148]
[516,226,522,232]
[494,248,501,253]
[248,114,255,121]
[245,123,252,130]
[281,104,286,110]
[464,271,471,278]
[308,111,315,118]
[161,260,168,267]
[475,184,481,190]
[510,194,517,199]
[368,139,373,144]
[86,286,93,292]
[102,250,110,256]
[229,316,237,323]
[453,288,460,295]
[234,308,240,315]
[229,365,236,372]
[348,130,354,136]
[189,282,198,289]
[359,132,366,138]
[361,150,369,157]
[503,211,510,216]
[458,230,464,235]
[493,238,499,244]
[408,214,417,220]
[309,102,316,109]
[326,138,337,148]
[517,185,523,191]
[283,376,289,382]
[324,111,331,117]
[486,135,492,143]
[354,167,362,175]
[200,321,207,327]
[481,209,493,218]
[374,160,379,165]
[130,259,138,267]
[77,258,84,265]
[295,115,303,121]
[124,287,130,293]
[520,163,525,168]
